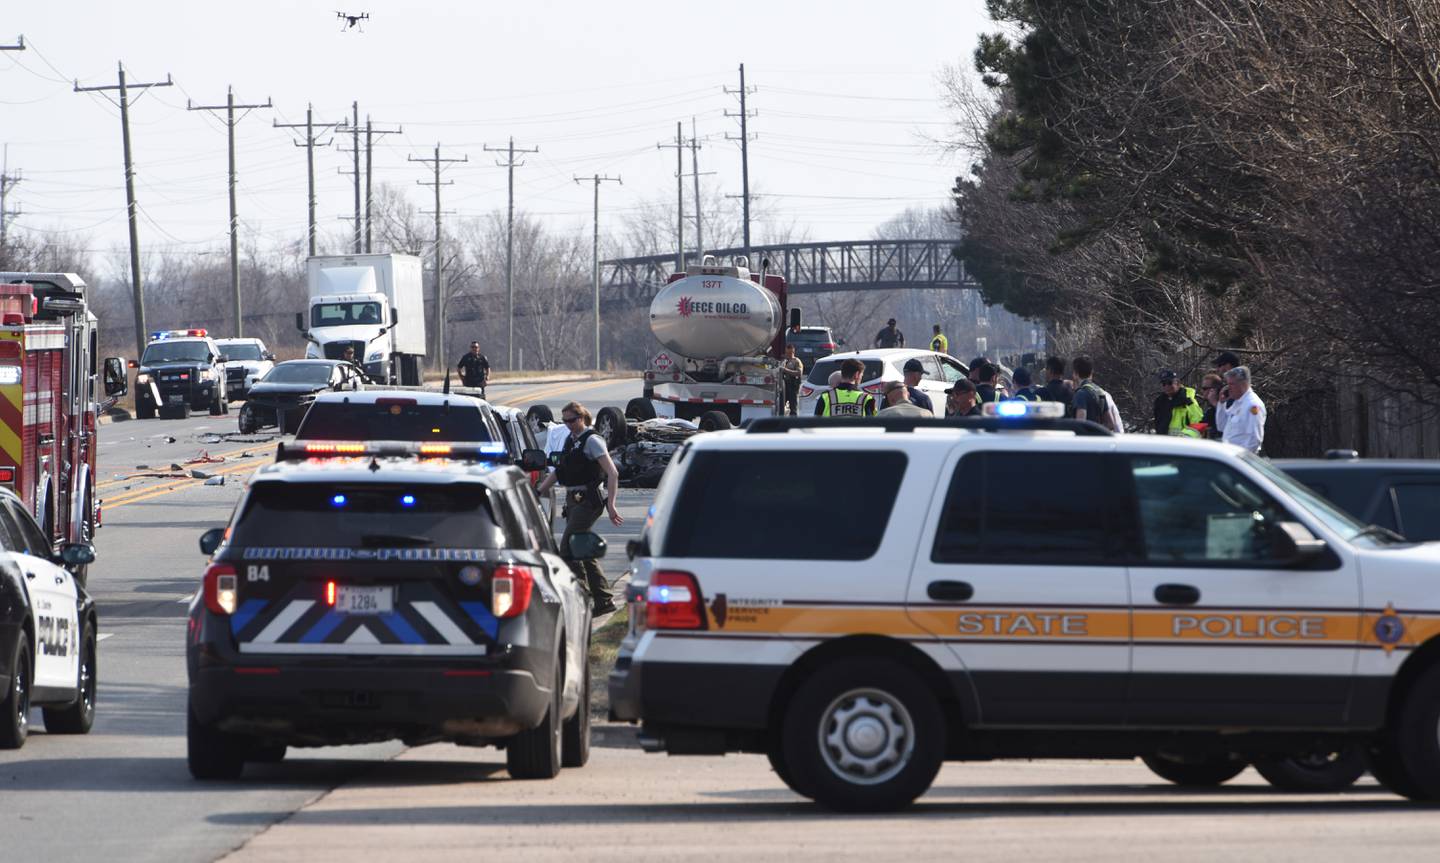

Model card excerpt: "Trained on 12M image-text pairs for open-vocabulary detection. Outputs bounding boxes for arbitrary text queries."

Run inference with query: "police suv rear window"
[805,359,884,386]
[662,450,906,560]
[230,483,512,549]
[295,402,494,443]
[933,452,1111,564]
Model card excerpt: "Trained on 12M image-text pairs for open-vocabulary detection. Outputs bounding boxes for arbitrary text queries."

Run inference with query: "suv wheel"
[1141,753,1247,786]
[508,664,563,779]
[782,659,943,812]
[237,403,258,435]
[187,703,248,780]
[42,626,96,734]
[561,651,591,768]
[1255,747,1366,792]
[1379,661,1440,800]
[0,633,31,749]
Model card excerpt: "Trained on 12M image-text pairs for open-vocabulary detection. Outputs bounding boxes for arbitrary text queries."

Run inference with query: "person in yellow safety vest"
[815,357,878,417]
[974,362,1002,405]
[930,324,948,355]
[1152,369,1204,437]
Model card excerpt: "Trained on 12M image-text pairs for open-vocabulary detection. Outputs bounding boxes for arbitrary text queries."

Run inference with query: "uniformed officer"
[974,363,1001,406]
[946,379,982,417]
[1220,366,1266,453]
[1152,370,1204,436]
[929,324,948,355]
[815,358,877,416]
[1007,367,1041,401]
[535,401,624,615]
[457,342,491,398]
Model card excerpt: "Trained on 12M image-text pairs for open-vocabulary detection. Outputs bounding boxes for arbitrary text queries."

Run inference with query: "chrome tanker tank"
[648,264,782,360]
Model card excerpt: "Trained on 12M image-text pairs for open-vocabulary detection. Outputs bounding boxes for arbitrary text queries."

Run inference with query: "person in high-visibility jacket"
[815,357,878,417]
[930,324,948,355]
[1151,369,1204,437]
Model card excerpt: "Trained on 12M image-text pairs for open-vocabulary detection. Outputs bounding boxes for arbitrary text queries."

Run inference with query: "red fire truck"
[0,273,127,575]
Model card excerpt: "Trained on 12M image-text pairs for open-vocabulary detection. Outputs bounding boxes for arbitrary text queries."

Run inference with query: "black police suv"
[186,441,595,780]
[133,333,228,420]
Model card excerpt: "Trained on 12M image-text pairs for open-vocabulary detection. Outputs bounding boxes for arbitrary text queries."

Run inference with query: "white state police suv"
[186,440,594,779]
[610,402,1440,811]
[0,487,98,748]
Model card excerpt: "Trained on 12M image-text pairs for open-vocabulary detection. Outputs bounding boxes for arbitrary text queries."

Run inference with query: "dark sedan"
[237,360,365,434]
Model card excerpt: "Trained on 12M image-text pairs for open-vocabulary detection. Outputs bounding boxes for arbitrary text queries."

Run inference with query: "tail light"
[645,570,707,630]
[799,385,814,397]
[491,564,535,618]
[203,563,239,615]
[820,342,836,350]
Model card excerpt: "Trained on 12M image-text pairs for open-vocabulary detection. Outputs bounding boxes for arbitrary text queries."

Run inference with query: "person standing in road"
[974,363,1001,407]
[900,358,934,413]
[816,358,877,416]
[1197,372,1225,439]
[1007,367,1041,401]
[339,346,367,381]
[1040,356,1073,413]
[879,380,930,416]
[930,324,948,355]
[779,344,804,417]
[457,341,491,398]
[1072,356,1123,431]
[874,318,905,349]
[1220,366,1266,453]
[1152,370,1204,436]
[946,379,981,417]
[535,402,624,616]
[1212,351,1241,437]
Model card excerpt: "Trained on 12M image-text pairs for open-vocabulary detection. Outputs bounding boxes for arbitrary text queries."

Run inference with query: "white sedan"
[796,348,969,416]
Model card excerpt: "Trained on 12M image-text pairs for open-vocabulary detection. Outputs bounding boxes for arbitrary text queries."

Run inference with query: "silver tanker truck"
[634,254,796,431]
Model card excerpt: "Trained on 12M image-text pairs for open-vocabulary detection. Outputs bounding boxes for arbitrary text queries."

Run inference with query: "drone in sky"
[336,11,369,32]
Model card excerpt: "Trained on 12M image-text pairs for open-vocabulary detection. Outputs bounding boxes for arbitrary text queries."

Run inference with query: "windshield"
[788,330,833,344]
[141,341,210,364]
[806,358,884,386]
[295,401,495,443]
[312,301,383,327]
[1242,453,1401,545]
[263,363,334,385]
[219,343,262,361]
[230,482,506,549]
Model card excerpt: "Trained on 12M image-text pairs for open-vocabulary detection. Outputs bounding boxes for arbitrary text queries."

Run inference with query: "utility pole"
[187,87,272,338]
[725,63,757,256]
[75,63,173,358]
[657,123,686,272]
[275,105,341,256]
[409,144,467,371]
[334,101,362,253]
[574,174,621,371]
[0,145,22,253]
[483,137,538,369]
[339,115,403,253]
[684,117,715,257]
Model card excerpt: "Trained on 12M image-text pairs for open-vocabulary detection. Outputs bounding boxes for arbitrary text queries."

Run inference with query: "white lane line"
[97,633,114,642]
[176,596,193,604]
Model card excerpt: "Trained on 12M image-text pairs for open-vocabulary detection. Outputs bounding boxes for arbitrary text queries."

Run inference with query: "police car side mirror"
[103,357,129,397]
[568,531,607,561]
[1272,521,1327,565]
[264,351,276,361]
[58,542,96,568]
[199,527,226,556]
[520,448,547,472]
[391,308,399,326]
[295,312,305,332]
[625,538,649,560]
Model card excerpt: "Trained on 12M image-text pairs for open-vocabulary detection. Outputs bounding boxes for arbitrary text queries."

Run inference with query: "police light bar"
[277,440,508,462]
[983,400,1065,419]
[149,328,209,342]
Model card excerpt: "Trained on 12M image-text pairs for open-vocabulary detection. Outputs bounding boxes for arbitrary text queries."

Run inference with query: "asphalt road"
[0,376,641,863]
[7,374,1439,861]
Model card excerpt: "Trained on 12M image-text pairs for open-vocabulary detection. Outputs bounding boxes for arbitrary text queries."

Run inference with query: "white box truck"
[296,253,426,385]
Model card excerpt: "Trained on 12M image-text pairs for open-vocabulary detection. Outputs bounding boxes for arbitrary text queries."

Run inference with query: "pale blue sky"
[1,1,993,264]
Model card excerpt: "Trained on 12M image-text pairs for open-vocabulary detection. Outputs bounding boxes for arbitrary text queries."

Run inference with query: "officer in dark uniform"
[535,402,624,616]
[974,362,1001,406]
[457,342,491,398]
[1007,367,1041,401]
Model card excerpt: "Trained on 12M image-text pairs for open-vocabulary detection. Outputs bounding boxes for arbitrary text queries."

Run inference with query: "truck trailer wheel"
[699,410,732,432]
[625,398,656,421]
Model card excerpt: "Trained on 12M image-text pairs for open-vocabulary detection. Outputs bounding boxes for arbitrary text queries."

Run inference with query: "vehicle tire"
[237,403,257,434]
[209,389,225,416]
[698,410,732,432]
[781,659,944,812]
[594,406,627,449]
[1378,661,1440,800]
[42,626,96,735]
[187,702,248,780]
[0,632,31,749]
[625,397,656,421]
[766,733,813,799]
[1365,743,1421,798]
[248,744,287,763]
[561,651,591,768]
[508,661,563,779]
[1254,747,1367,792]
[1141,753,1248,786]
[136,401,155,421]
[526,404,554,434]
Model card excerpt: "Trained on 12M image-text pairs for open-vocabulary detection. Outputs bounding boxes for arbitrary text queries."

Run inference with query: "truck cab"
[297,255,425,386]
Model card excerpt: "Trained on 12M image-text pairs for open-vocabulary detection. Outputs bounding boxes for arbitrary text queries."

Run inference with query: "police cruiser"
[186,440,595,779]
[610,402,1440,810]
[0,486,97,748]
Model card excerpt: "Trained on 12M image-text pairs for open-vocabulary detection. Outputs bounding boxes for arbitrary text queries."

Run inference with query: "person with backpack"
[1007,367,1042,401]
[1072,355,1123,432]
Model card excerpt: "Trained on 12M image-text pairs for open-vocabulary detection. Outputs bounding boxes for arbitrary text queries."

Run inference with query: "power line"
[187,86,272,337]
[482,137,538,369]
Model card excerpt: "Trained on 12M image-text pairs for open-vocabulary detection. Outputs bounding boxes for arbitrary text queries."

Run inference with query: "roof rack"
[743,416,1112,436]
